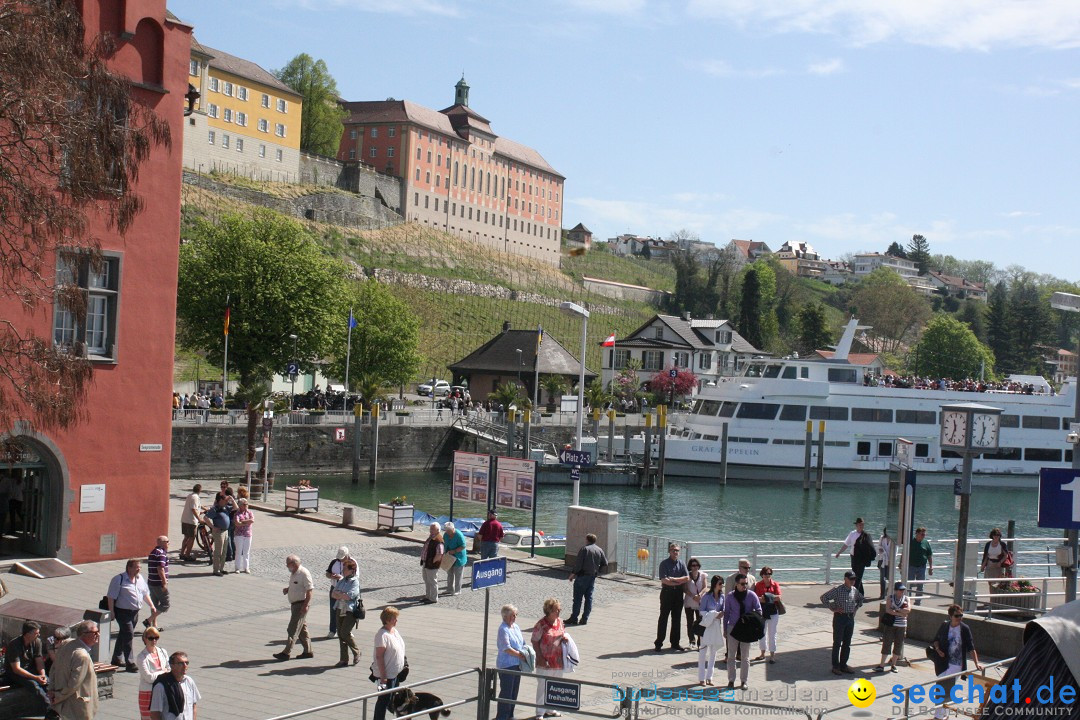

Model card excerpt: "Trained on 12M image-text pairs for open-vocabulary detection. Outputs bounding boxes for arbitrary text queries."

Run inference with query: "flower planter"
[285,486,319,512]
[377,503,414,531]
[996,591,1040,618]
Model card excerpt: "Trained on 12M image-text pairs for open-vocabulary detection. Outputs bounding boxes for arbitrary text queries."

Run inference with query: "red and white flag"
[602,333,616,347]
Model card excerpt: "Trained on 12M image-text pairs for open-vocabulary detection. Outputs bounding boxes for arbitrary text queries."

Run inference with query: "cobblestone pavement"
[0,481,994,720]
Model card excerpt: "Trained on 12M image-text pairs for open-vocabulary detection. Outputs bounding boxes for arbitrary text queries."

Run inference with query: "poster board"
[495,456,536,511]
[453,451,490,507]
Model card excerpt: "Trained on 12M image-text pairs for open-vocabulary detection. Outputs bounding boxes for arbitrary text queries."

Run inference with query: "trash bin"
[343,507,355,526]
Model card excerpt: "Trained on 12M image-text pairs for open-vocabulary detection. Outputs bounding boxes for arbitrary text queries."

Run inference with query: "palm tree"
[353,375,385,410]
[539,374,569,411]
[490,381,524,410]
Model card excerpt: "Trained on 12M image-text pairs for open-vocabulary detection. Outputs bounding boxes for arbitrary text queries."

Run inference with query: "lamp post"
[288,333,298,412]
[1051,291,1080,602]
[516,348,523,387]
[560,301,590,506]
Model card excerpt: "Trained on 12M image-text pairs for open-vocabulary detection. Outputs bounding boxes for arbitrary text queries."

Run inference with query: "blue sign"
[559,449,592,466]
[569,466,580,482]
[669,368,678,378]
[544,680,581,710]
[286,362,299,375]
[471,556,507,590]
[953,477,963,496]
[1038,468,1080,530]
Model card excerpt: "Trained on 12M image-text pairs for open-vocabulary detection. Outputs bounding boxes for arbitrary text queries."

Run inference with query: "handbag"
[439,553,456,571]
[774,599,786,616]
[368,656,409,684]
[925,646,938,662]
[352,597,366,620]
[98,596,110,611]
[881,611,895,627]
[1001,551,1014,569]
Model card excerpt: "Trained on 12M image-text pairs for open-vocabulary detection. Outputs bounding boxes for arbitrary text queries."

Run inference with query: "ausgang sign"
[472,556,507,590]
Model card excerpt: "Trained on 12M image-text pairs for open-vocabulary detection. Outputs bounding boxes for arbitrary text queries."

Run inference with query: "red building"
[0,1,190,563]
[338,77,565,266]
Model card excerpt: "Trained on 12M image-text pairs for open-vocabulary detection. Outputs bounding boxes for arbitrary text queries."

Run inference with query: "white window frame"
[258,118,268,132]
[237,86,248,101]
[236,137,244,152]
[221,134,230,149]
[275,123,285,138]
[223,108,232,123]
[207,103,218,118]
[53,252,122,361]
[208,130,215,145]
[223,81,233,96]
[275,149,283,162]
[189,59,199,76]
[208,77,219,92]
[259,144,266,158]
[276,98,287,112]
[261,93,270,108]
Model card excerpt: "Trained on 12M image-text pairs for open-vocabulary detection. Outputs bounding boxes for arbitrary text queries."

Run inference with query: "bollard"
[342,507,355,526]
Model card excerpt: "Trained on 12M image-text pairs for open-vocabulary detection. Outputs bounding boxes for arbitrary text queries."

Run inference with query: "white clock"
[971,413,1000,449]
[941,410,969,447]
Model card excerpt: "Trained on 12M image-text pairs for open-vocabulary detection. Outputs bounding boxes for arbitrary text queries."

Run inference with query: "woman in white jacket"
[135,626,170,720]
[697,575,726,686]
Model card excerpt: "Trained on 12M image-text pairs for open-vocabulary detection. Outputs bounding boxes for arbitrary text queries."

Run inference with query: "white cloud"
[685,0,1080,51]
[687,58,783,78]
[1003,210,1041,218]
[807,57,844,75]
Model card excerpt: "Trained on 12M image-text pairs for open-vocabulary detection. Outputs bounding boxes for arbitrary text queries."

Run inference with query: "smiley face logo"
[847,678,876,708]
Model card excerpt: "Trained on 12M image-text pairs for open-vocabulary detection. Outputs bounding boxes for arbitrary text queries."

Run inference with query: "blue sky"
[170,0,1080,280]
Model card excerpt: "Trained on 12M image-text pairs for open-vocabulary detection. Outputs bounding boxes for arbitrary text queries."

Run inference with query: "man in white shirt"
[107,558,156,671]
[179,484,202,561]
[149,651,200,720]
[274,555,314,660]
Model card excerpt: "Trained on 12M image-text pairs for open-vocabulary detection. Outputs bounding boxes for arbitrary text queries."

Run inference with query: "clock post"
[940,402,1002,607]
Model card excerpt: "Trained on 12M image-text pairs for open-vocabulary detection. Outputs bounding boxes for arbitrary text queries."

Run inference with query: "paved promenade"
[1,482,996,720]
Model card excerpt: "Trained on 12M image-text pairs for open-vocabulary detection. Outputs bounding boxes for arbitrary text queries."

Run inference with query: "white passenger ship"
[658,320,1076,486]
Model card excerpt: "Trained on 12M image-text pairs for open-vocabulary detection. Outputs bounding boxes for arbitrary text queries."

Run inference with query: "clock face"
[971,413,1000,448]
[941,410,969,447]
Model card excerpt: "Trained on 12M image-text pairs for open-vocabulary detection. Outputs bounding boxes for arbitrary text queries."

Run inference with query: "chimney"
[683,312,691,322]
[502,321,511,333]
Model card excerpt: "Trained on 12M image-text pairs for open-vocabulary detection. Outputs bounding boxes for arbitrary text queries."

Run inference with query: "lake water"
[287,470,1046,545]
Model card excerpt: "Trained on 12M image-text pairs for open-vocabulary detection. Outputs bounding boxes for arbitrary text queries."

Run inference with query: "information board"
[1039,468,1080,530]
[452,451,490,506]
[495,456,536,511]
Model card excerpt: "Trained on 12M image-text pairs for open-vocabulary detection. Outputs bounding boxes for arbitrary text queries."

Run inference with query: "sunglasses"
[952,614,964,619]
[737,582,748,587]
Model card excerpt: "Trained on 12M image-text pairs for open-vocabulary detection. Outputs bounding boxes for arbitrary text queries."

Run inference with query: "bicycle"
[194,522,214,565]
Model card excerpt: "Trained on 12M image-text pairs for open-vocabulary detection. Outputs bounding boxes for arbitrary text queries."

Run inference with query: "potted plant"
[285,478,319,512]
[377,495,414,531]
[540,375,569,412]
[995,579,1041,617]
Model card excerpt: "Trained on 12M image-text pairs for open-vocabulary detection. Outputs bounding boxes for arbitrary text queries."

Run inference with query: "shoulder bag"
[352,595,366,620]
[1001,550,1014,569]
[99,573,123,610]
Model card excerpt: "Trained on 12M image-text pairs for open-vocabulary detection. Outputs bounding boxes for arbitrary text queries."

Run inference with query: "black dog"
[391,688,451,720]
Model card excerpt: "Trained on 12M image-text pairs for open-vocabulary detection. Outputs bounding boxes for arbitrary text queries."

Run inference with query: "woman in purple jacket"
[723,573,762,691]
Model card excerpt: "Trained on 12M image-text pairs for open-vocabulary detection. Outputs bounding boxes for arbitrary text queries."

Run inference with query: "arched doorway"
[2,434,68,558]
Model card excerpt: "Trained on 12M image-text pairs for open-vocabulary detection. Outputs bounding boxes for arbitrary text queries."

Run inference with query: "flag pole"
[532,325,541,411]
[344,306,354,410]
[222,294,230,400]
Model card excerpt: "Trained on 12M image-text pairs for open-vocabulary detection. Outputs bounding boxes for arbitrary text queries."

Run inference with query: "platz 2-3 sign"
[559,448,592,466]
[1039,468,1080,530]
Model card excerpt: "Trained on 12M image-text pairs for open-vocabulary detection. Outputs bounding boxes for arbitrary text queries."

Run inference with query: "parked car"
[418,380,451,397]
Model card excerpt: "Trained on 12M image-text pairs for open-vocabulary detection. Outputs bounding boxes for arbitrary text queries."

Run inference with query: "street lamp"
[560,301,590,506]
[516,348,523,387]
[289,333,298,411]
[1051,291,1080,602]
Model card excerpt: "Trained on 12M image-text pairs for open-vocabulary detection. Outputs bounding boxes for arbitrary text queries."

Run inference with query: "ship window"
[718,402,737,418]
[852,408,893,423]
[857,441,871,455]
[781,366,797,379]
[696,400,722,416]
[1022,416,1059,430]
[1065,418,1075,430]
[897,409,937,424]
[1000,414,1019,428]
[809,406,848,421]
[827,368,858,383]
[736,403,780,420]
[915,443,929,457]
[702,434,718,441]
[983,447,1020,460]
[878,442,893,457]
[764,365,782,378]
[1068,449,1074,463]
[801,367,809,378]
[745,363,766,378]
[1025,448,1062,462]
[942,449,963,459]
[779,405,807,421]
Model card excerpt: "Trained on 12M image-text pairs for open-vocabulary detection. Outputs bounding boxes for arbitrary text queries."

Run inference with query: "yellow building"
[183,40,303,180]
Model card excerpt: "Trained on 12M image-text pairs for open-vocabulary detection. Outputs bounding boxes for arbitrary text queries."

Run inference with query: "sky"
[169,0,1080,281]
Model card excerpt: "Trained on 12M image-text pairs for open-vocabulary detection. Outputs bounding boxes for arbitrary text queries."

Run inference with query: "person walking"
[930,605,981,719]
[135,627,169,720]
[201,493,230,576]
[683,558,707,650]
[419,523,444,604]
[373,607,406,720]
[478,510,504,559]
[274,555,314,661]
[753,566,781,663]
[875,582,910,673]
[325,547,351,638]
[107,558,156,672]
[566,533,608,626]
[495,604,526,720]
[442,522,467,596]
[148,651,200,720]
[178,485,202,562]
[654,543,689,652]
[980,527,1010,591]
[145,536,170,631]
[696,575,725,686]
[48,620,99,720]
[876,528,893,601]
[908,526,934,606]
[820,570,864,675]
[531,597,566,720]
[331,558,362,667]
[4,621,52,717]
[232,498,254,573]
[723,573,761,690]
[834,517,875,596]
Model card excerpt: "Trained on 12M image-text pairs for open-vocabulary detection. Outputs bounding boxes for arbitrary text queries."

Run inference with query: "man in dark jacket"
[567,533,608,626]
[930,604,980,720]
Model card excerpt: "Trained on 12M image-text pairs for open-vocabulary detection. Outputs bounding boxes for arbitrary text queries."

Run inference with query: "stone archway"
[3,424,71,560]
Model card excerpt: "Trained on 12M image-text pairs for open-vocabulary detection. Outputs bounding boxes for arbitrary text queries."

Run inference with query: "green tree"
[907,234,931,275]
[177,210,349,460]
[324,280,421,391]
[885,241,908,259]
[539,374,569,411]
[851,268,931,353]
[985,283,1014,371]
[911,314,995,380]
[583,377,612,410]
[794,303,832,355]
[491,381,524,409]
[738,267,763,350]
[275,54,347,157]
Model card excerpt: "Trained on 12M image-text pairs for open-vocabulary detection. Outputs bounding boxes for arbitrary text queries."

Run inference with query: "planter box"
[996,591,1040,618]
[285,486,319,512]
[377,503,415,531]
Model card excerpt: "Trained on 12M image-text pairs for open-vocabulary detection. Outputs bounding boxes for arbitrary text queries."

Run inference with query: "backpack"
[854,532,876,568]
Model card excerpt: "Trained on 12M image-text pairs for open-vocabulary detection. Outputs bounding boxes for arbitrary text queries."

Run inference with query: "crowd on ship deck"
[863,375,1049,394]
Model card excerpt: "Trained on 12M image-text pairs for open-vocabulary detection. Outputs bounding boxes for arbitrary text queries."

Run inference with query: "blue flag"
[348,310,358,329]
